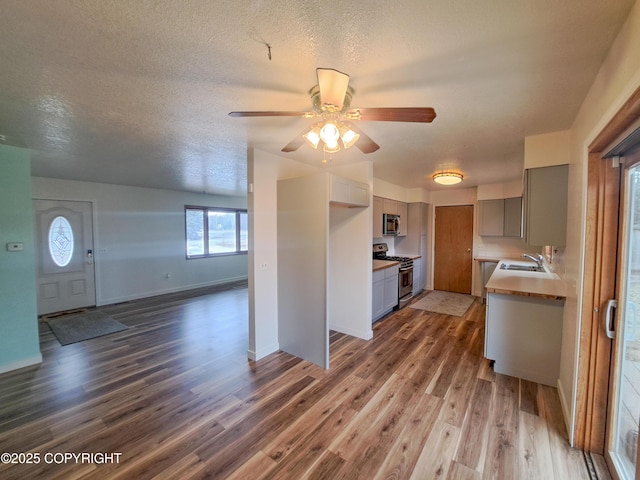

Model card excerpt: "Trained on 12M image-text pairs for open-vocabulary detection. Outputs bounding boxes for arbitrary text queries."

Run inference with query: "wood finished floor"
[0,283,606,479]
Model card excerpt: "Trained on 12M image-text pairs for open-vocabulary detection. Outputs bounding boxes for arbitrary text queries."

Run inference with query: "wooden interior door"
[433,205,473,294]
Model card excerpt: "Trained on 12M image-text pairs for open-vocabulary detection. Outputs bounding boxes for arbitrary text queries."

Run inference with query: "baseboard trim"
[98,276,248,306]
[330,324,373,341]
[247,342,279,362]
[0,354,43,375]
[492,363,557,387]
[557,377,574,446]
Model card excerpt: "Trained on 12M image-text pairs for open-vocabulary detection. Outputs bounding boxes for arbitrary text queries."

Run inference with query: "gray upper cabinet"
[374,196,408,237]
[397,201,408,236]
[478,197,522,237]
[503,197,523,237]
[382,198,397,214]
[524,165,568,246]
[478,199,504,236]
[372,196,383,237]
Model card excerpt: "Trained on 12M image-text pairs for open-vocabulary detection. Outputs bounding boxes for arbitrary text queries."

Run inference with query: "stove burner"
[383,256,412,262]
[373,242,414,269]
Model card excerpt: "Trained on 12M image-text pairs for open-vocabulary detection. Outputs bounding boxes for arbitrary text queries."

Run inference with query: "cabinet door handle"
[604,299,617,339]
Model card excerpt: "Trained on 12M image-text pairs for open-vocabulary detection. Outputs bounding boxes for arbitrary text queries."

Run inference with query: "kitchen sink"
[500,263,545,272]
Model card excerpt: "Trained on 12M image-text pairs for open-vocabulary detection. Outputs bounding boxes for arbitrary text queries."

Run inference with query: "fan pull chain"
[322,150,333,165]
[265,43,272,60]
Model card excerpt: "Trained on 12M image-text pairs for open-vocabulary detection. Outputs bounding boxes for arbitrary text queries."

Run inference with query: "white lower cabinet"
[412,257,423,295]
[372,277,385,319]
[372,265,399,322]
[383,274,398,312]
[480,261,498,300]
[485,292,564,386]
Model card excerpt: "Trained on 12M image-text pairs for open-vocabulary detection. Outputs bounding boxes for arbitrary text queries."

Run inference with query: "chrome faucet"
[521,253,544,269]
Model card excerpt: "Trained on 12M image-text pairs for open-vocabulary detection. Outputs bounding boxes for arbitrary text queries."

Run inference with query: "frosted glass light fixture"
[432,171,463,185]
[303,120,359,154]
[340,125,360,149]
[303,126,321,149]
[319,122,340,146]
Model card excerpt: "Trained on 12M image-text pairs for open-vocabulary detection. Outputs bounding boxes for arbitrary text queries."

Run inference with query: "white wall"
[476,180,523,200]
[32,177,248,305]
[524,130,571,168]
[328,162,374,340]
[373,178,411,202]
[248,151,374,362]
[560,0,640,444]
[247,149,319,361]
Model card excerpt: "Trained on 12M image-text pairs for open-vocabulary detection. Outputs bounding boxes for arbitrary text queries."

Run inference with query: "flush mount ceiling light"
[432,171,463,185]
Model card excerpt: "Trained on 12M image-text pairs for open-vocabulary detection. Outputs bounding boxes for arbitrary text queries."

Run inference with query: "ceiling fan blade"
[344,122,380,154]
[281,132,306,153]
[317,68,350,110]
[347,107,436,123]
[228,111,310,118]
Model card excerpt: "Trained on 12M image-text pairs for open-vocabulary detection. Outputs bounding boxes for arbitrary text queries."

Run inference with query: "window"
[185,206,247,258]
[48,216,74,267]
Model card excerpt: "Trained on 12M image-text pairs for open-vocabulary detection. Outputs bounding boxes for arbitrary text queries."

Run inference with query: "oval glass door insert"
[48,216,74,267]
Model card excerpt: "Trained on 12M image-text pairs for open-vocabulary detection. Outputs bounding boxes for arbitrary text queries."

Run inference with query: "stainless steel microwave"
[383,213,400,235]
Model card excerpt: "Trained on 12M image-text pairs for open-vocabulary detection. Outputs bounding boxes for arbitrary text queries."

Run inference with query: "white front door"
[33,199,96,316]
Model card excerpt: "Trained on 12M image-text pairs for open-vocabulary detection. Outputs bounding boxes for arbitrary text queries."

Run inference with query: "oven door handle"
[399,267,413,272]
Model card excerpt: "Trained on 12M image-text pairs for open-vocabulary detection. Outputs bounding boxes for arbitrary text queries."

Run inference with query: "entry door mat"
[46,311,128,345]
[410,290,475,317]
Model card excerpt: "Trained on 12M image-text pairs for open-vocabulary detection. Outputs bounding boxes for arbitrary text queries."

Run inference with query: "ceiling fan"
[229,68,436,155]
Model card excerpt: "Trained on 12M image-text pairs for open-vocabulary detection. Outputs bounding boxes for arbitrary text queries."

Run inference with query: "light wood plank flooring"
[0,283,607,479]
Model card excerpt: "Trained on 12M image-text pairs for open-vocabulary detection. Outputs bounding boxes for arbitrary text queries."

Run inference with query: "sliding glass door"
[608,150,640,480]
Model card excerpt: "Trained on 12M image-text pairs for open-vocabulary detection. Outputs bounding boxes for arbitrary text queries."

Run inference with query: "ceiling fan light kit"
[339,124,359,149]
[320,122,340,147]
[302,120,360,152]
[316,68,350,111]
[433,171,463,185]
[303,127,321,149]
[229,67,436,158]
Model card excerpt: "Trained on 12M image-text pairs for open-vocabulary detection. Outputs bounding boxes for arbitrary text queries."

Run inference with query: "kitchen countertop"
[474,256,518,263]
[372,254,421,271]
[373,259,400,271]
[485,259,567,300]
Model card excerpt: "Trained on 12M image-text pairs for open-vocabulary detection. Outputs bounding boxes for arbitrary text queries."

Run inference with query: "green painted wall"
[0,145,41,371]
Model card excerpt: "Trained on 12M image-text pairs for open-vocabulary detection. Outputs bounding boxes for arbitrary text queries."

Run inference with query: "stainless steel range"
[373,243,414,309]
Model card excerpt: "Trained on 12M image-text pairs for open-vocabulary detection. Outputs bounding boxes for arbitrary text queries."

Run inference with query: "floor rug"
[410,290,475,317]
[46,311,128,345]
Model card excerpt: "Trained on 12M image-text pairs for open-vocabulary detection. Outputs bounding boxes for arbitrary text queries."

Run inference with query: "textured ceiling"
[0,0,635,195]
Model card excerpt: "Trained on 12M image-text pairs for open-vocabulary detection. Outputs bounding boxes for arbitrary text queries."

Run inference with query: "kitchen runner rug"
[410,290,475,317]
[45,310,128,346]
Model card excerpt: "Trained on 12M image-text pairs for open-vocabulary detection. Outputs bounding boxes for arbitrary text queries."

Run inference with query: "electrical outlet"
[260,263,268,271]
